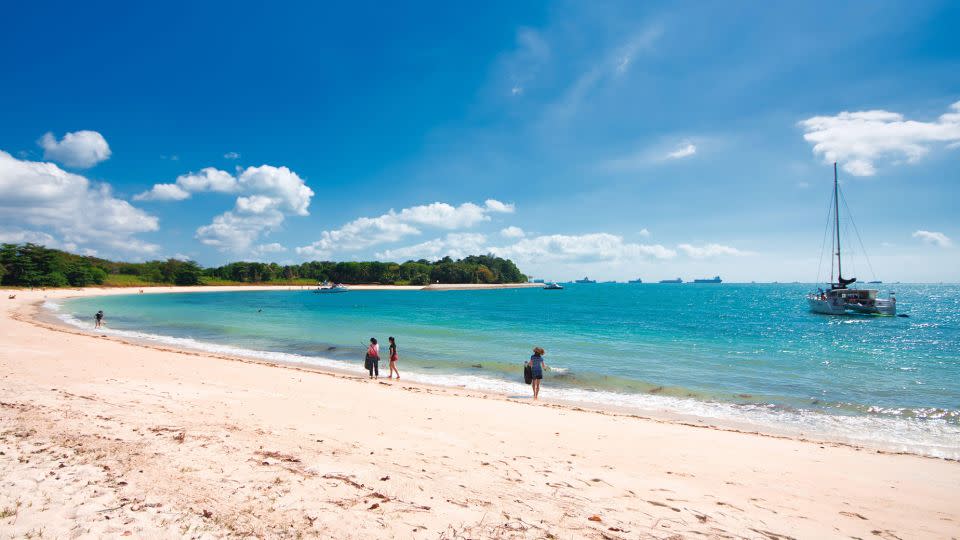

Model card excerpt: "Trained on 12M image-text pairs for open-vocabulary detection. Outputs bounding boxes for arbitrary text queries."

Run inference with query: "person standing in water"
[527,347,547,400]
[94,310,104,329]
[387,336,400,379]
[365,337,380,379]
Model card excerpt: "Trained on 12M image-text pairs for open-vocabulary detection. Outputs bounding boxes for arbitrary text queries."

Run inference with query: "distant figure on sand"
[94,310,104,328]
[365,338,380,379]
[527,347,547,400]
[388,336,400,379]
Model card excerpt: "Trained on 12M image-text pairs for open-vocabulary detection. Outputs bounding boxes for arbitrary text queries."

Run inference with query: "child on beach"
[526,347,547,400]
[388,336,400,379]
[365,338,380,379]
[94,310,104,328]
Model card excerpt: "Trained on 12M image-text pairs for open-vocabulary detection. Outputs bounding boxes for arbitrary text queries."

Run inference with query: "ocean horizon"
[51,283,960,459]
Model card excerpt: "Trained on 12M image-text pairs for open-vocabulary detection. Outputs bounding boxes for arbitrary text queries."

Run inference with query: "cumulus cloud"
[0,150,159,255]
[501,226,525,238]
[134,183,190,201]
[491,233,676,263]
[665,143,696,160]
[295,199,513,258]
[677,243,751,258]
[195,165,313,252]
[376,233,489,261]
[638,228,650,237]
[136,167,238,201]
[912,230,952,248]
[38,130,111,168]
[799,101,960,176]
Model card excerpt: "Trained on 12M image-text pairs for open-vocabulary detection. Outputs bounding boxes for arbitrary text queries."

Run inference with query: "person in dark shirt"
[526,347,548,400]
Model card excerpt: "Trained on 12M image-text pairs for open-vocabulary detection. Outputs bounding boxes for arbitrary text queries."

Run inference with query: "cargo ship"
[658,278,682,284]
[693,276,722,284]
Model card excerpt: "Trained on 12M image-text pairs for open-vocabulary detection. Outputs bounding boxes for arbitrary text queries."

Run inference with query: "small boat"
[806,164,895,316]
[543,282,564,290]
[693,276,722,284]
[574,277,597,284]
[314,281,349,294]
[658,278,683,284]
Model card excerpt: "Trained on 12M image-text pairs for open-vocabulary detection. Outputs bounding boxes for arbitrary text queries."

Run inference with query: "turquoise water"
[53,284,960,457]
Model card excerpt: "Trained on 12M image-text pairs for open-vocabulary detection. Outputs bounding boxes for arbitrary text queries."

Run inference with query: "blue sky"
[1,1,958,281]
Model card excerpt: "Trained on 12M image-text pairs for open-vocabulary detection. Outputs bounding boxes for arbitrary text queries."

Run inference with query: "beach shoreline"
[37,286,959,461]
[2,286,959,538]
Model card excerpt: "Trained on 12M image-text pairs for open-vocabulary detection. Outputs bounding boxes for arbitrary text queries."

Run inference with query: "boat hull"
[807,296,896,316]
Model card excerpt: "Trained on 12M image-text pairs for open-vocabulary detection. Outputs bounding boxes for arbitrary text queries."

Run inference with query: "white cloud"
[912,230,952,248]
[252,242,287,257]
[135,167,238,201]
[133,183,190,201]
[224,151,241,160]
[484,199,515,214]
[0,229,61,247]
[491,233,676,263]
[376,233,488,261]
[172,253,192,261]
[194,165,313,253]
[295,199,512,258]
[677,243,751,258]
[38,130,111,168]
[0,150,159,255]
[196,209,285,253]
[638,228,650,237]
[799,101,960,176]
[665,143,696,160]
[177,167,239,194]
[501,226,525,238]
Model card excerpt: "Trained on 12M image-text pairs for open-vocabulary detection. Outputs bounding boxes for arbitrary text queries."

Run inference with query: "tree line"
[201,254,526,285]
[0,244,526,287]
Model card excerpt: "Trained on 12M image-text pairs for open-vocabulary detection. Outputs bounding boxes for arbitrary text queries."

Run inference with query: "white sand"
[1,287,958,538]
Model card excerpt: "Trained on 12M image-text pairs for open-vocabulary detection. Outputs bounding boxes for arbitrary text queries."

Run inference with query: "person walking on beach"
[527,347,547,400]
[94,310,104,329]
[365,337,380,379]
[388,336,400,379]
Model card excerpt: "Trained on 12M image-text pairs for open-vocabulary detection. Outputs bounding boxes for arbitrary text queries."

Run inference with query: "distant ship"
[574,277,597,284]
[693,276,722,284]
[868,280,882,284]
[628,278,643,283]
[658,278,683,284]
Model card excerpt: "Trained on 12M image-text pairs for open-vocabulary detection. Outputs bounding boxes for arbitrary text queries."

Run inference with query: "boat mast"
[833,162,842,287]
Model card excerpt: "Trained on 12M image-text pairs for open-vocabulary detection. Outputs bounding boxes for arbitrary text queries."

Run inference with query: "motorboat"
[543,282,564,290]
[314,281,349,294]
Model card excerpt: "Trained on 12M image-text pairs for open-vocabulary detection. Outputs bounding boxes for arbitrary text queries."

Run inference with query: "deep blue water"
[54,283,960,457]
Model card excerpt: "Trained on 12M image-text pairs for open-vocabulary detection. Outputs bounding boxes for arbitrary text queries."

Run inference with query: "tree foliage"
[0,243,526,287]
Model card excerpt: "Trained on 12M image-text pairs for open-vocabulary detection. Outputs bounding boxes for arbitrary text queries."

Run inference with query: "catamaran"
[807,164,896,316]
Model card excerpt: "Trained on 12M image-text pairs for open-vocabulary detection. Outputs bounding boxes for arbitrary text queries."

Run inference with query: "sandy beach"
[1,287,958,539]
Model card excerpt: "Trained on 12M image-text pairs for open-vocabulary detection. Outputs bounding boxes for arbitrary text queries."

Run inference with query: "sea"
[48,283,960,459]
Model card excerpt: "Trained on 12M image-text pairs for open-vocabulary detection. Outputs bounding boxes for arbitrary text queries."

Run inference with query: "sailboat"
[806,164,896,316]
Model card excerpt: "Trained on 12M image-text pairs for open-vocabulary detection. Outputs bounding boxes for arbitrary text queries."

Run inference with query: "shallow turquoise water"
[55,284,960,457]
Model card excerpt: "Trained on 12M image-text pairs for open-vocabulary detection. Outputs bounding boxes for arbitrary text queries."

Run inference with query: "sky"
[1,1,958,282]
